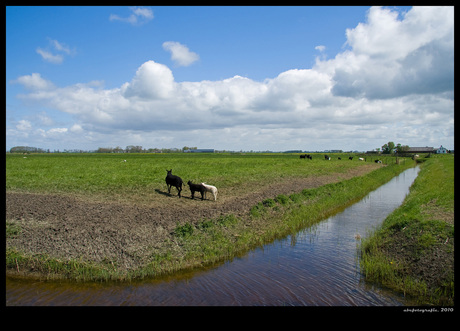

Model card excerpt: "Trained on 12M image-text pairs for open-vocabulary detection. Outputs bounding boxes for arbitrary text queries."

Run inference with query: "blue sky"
[6,6,454,152]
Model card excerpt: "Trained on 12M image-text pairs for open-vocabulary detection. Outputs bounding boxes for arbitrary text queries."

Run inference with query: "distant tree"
[396,143,410,154]
[147,148,162,153]
[113,146,124,153]
[10,146,45,153]
[382,142,396,154]
[96,147,113,153]
[125,145,143,153]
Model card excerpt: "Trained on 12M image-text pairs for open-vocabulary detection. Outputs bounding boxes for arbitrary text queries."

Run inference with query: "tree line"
[96,146,199,153]
[8,143,411,154]
[380,142,410,154]
[8,145,199,154]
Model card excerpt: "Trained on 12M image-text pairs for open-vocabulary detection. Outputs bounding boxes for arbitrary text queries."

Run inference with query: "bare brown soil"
[6,164,379,273]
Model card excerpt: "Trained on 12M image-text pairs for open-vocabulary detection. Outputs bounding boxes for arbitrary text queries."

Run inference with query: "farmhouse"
[436,145,448,154]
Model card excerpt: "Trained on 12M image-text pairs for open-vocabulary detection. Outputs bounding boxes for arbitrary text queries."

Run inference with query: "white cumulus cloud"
[162,41,200,67]
[8,6,454,152]
[325,6,454,99]
[122,60,175,99]
[12,73,55,91]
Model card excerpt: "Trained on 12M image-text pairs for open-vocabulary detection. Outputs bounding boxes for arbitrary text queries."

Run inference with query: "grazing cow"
[349,157,353,160]
[187,181,206,200]
[375,159,382,163]
[165,169,183,198]
[300,154,306,159]
[359,157,364,161]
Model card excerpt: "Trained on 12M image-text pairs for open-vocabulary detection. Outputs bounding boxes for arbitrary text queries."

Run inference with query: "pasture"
[7,152,416,281]
[6,152,381,205]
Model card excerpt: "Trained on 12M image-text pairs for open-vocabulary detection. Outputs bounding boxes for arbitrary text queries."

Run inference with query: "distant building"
[184,149,215,153]
[405,147,435,154]
[436,145,448,154]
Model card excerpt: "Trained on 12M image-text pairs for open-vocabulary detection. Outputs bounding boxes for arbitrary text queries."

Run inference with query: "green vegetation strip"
[7,159,415,282]
[360,155,454,306]
[5,152,401,205]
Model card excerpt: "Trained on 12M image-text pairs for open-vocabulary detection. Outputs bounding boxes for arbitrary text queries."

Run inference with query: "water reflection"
[6,166,420,306]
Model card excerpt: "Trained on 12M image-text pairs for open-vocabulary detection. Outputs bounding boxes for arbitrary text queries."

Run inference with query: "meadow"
[6,152,383,205]
[7,152,414,281]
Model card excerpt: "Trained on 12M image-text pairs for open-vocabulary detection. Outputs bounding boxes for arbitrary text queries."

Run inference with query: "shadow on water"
[6,166,421,306]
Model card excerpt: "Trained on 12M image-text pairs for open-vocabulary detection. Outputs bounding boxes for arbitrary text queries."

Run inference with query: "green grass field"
[6,152,384,204]
[360,155,454,305]
[6,152,420,282]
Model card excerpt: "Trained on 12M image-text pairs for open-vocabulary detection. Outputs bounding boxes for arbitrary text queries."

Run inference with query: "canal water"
[6,166,420,306]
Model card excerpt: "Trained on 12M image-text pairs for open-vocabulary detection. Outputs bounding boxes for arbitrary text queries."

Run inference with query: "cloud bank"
[9,6,454,151]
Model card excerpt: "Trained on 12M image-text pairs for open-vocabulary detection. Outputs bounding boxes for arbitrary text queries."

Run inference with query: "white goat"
[201,182,218,201]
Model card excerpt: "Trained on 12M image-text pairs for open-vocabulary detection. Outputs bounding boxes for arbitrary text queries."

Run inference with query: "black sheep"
[187,181,205,200]
[165,169,183,198]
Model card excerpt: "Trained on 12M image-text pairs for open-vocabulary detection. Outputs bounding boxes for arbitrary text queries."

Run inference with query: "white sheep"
[201,182,218,201]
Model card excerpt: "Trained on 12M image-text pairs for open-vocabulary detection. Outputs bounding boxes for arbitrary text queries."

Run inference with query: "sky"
[6,6,454,152]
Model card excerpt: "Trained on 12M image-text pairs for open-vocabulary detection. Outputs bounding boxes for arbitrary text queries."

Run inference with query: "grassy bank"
[360,155,454,305]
